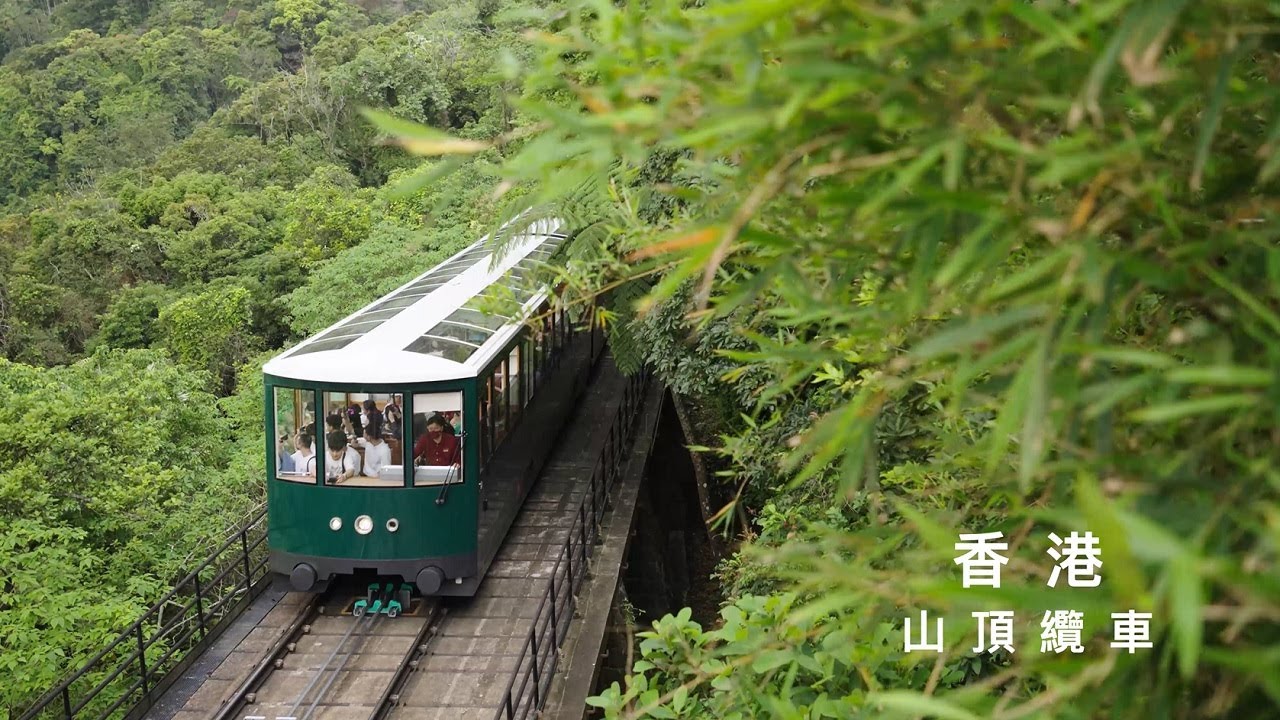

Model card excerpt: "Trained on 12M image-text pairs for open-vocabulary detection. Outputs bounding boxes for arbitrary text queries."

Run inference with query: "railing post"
[62,686,72,720]
[193,574,207,640]
[505,692,514,720]
[240,530,252,592]
[549,573,558,639]
[529,627,541,707]
[578,505,589,577]
[565,529,574,591]
[136,624,148,694]
[589,474,597,537]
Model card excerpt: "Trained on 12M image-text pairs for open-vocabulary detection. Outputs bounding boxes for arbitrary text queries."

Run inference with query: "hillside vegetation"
[0,0,535,711]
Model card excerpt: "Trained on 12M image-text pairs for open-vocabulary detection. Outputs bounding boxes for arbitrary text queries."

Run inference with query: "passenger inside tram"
[415,414,460,465]
[324,430,361,484]
[346,404,364,439]
[362,400,382,436]
[276,435,295,473]
[291,433,317,478]
[384,395,403,436]
[325,414,344,436]
[357,425,390,478]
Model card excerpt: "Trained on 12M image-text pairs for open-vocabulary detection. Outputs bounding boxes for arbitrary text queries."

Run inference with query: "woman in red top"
[414,414,460,466]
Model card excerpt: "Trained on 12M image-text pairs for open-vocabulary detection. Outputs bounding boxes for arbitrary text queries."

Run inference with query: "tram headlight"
[328,516,342,532]
[354,515,374,535]
[386,518,399,533]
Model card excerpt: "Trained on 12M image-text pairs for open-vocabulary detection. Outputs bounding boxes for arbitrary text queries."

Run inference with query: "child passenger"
[324,431,361,484]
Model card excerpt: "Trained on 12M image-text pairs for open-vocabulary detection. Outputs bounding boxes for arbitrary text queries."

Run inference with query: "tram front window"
[412,391,463,486]
[322,390,404,487]
[274,386,318,483]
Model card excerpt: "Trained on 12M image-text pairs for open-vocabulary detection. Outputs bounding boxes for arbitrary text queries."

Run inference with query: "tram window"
[549,309,558,356]
[526,338,535,398]
[274,386,318,483]
[508,346,522,426]
[545,312,554,366]
[492,360,508,445]
[478,393,490,466]
[527,336,539,400]
[411,391,463,486]
[485,378,495,458]
[311,391,404,487]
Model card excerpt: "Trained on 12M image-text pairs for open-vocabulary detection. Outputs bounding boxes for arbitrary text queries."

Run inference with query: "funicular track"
[211,587,446,720]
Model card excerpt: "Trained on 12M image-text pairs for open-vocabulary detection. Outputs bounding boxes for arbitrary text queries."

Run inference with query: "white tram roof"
[263,215,570,385]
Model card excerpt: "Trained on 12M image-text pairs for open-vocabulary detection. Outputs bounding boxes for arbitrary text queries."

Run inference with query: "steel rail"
[212,592,325,720]
[290,611,381,720]
[369,602,448,720]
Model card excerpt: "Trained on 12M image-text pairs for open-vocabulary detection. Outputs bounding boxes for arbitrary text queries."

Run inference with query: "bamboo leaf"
[984,342,1036,478]
[894,502,959,559]
[979,247,1073,304]
[1083,347,1178,369]
[1166,365,1273,387]
[360,107,490,155]
[1169,552,1203,679]
[1190,46,1238,192]
[1199,263,1280,336]
[1007,1,1085,54]
[1130,394,1258,423]
[1075,473,1144,605]
[872,692,981,720]
[857,141,947,221]
[911,306,1046,360]
[1019,330,1051,491]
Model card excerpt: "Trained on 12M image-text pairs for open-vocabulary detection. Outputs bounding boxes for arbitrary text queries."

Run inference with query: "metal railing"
[15,505,272,720]
[495,366,650,720]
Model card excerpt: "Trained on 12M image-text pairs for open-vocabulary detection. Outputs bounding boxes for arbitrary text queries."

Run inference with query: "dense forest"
[0,0,531,709]
[4,0,1280,718]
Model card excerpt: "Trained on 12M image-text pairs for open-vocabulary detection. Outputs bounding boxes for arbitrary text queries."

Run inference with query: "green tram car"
[262,217,601,596]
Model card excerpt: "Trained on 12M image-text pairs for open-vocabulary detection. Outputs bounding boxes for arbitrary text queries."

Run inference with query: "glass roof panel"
[431,321,494,346]
[403,335,476,362]
[358,307,408,322]
[290,336,360,357]
[405,281,449,295]
[373,294,431,312]
[429,265,471,281]
[312,321,383,344]
[445,307,510,330]
[286,229,568,361]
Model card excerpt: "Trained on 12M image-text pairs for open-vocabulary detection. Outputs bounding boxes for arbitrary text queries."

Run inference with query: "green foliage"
[590,595,983,719]
[159,284,258,393]
[407,0,1280,716]
[282,165,374,264]
[282,151,520,335]
[0,0,530,368]
[95,283,176,350]
[0,1,554,715]
[0,349,258,712]
[269,0,363,48]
